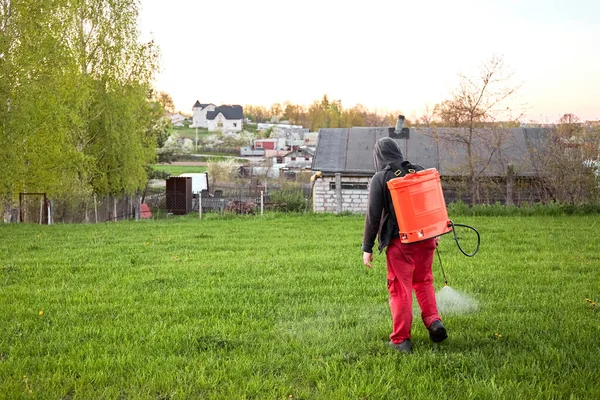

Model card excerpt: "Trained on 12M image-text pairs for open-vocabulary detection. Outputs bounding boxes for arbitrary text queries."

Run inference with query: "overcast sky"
[138,0,600,122]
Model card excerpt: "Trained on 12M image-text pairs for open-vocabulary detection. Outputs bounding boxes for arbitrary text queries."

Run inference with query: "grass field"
[1,213,599,399]
[151,164,208,176]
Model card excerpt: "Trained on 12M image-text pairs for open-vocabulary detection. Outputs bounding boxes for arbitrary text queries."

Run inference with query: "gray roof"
[206,105,243,120]
[311,127,549,177]
[192,101,215,109]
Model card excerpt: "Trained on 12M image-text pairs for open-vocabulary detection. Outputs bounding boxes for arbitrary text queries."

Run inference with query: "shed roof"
[311,127,549,177]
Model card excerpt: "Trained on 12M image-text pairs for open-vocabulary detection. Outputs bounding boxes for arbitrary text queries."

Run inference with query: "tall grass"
[1,213,599,399]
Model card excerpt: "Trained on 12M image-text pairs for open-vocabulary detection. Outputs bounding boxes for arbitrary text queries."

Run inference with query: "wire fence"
[4,182,314,224]
[145,182,313,216]
[7,171,597,224]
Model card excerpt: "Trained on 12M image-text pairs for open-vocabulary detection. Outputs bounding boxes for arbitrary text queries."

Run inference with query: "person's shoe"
[428,320,448,343]
[388,339,412,353]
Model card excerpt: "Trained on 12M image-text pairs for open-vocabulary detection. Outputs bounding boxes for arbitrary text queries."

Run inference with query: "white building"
[192,101,244,132]
[191,101,216,128]
[272,147,314,170]
[170,113,186,125]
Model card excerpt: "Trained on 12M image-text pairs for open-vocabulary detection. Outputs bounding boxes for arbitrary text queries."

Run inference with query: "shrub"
[269,190,308,212]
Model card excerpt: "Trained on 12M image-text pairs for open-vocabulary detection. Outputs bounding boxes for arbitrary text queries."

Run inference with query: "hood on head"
[373,137,403,171]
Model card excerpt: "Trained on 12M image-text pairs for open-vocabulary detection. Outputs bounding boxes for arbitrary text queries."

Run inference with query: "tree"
[207,158,239,188]
[269,103,283,122]
[155,91,175,113]
[433,54,523,204]
[528,117,600,205]
[244,105,269,123]
[1,0,161,220]
[556,113,581,139]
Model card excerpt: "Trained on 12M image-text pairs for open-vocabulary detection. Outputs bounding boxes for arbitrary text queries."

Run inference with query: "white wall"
[313,176,370,213]
[207,112,243,132]
[192,105,215,128]
[284,155,312,169]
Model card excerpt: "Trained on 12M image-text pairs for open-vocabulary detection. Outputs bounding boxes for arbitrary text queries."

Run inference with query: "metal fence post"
[94,194,98,224]
[48,200,53,225]
[261,191,264,215]
[135,195,140,221]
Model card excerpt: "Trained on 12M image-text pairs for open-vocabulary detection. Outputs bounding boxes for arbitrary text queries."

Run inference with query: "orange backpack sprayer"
[387,168,480,285]
[386,116,480,285]
[387,168,452,243]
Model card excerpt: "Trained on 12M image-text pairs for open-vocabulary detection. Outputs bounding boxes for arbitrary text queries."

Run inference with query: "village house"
[169,113,186,127]
[272,146,315,170]
[191,101,215,128]
[192,101,244,132]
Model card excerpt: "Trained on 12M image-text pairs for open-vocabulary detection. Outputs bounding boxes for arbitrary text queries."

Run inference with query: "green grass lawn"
[1,214,599,399]
[171,126,210,140]
[151,164,208,176]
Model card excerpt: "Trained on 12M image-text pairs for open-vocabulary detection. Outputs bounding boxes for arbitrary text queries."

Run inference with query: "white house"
[192,101,243,132]
[192,101,216,128]
[170,113,186,126]
[207,105,244,132]
[277,146,314,169]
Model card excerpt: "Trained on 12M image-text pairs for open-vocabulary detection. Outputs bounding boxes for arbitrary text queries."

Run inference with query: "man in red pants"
[362,137,447,353]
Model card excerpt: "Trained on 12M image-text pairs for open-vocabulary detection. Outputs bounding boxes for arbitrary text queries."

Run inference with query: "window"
[233,123,237,127]
[276,157,283,164]
[329,182,368,190]
[217,122,223,128]
[291,157,296,161]
[305,157,310,161]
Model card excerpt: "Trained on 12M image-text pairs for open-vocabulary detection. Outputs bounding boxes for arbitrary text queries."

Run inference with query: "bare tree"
[433,54,523,204]
[529,119,600,205]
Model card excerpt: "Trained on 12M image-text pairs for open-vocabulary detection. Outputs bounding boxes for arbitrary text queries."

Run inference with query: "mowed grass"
[151,164,208,176]
[1,213,599,399]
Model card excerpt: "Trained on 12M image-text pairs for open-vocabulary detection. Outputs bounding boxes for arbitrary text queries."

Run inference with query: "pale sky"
[138,0,599,122]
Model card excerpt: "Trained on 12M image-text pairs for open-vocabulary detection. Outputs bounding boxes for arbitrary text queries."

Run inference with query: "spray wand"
[435,247,449,286]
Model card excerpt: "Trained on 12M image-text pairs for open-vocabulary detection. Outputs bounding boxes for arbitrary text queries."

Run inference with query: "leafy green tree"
[1,0,161,220]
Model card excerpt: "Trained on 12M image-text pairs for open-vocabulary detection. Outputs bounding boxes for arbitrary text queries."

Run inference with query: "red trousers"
[386,237,441,343]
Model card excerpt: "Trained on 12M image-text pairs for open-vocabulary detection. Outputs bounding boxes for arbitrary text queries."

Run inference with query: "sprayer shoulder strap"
[384,161,423,185]
[383,161,423,220]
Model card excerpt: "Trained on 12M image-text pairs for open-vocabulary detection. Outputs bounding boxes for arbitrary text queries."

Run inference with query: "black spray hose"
[435,221,481,286]
[449,221,480,257]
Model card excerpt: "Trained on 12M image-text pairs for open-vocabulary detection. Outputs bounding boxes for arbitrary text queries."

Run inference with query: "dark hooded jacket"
[362,137,408,253]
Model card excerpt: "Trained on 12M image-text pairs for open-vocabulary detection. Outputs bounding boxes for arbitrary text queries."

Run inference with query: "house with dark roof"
[191,101,216,128]
[207,105,244,132]
[310,126,549,213]
[191,101,244,132]
[272,146,315,170]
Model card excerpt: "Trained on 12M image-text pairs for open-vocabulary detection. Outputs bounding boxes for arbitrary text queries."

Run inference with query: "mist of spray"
[435,286,479,315]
